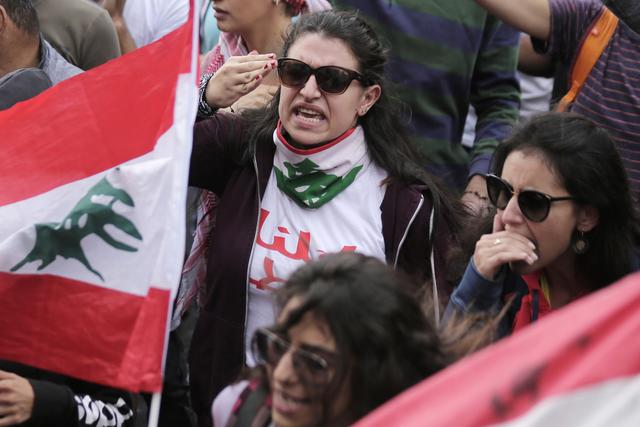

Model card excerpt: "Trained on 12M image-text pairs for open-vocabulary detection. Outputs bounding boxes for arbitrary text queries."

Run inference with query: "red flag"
[0,2,198,393]
[356,272,640,426]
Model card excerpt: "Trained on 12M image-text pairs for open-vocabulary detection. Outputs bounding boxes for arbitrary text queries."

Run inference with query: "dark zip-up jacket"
[188,113,455,427]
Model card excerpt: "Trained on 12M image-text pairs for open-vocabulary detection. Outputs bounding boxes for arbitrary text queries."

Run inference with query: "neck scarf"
[513,272,553,332]
[272,122,369,209]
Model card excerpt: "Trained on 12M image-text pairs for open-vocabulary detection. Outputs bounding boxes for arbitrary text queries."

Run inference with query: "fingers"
[232,52,276,62]
[206,55,278,108]
[493,211,505,233]
[474,231,538,280]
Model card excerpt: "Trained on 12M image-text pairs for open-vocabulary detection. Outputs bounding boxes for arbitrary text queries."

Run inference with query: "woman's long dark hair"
[241,10,465,275]
[491,112,640,289]
[275,252,450,425]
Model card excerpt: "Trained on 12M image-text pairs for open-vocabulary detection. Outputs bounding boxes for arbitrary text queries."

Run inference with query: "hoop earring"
[572,230,589,254]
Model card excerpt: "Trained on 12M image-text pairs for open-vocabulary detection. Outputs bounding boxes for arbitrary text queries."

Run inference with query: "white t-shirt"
[245,137,387,363]
[123,0,189,47]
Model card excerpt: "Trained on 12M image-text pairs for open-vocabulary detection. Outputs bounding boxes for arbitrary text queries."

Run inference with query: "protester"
[211,252,463,427]
[179,0,331,337]
[33,0,120,70]
[189,10,465,426]
[471,0,640,201]
[0,0,81,84]
[332,0,521,214]
[446,112,640,335]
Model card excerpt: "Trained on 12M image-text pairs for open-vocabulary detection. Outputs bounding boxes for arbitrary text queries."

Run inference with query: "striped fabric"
[537,0,640,201]
[332,0,520,190]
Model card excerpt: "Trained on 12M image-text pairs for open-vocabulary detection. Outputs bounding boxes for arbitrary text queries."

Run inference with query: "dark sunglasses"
[252,328,335,386]
[277,58,370,94]
[485,174,578,222]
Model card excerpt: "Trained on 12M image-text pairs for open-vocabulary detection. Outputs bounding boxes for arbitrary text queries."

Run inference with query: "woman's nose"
[500,193,525,224]
[272,350,299,385]
[299,74,321,99]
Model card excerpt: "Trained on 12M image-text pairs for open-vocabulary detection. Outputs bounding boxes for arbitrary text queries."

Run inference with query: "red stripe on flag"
[0,19,193,207]
[0,273,170,392]
[355,272,640,427]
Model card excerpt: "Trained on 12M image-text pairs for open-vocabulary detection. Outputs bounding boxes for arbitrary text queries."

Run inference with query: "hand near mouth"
[473,213,538,280]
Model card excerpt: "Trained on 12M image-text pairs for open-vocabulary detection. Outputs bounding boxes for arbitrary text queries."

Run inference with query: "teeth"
[298,107,321,116]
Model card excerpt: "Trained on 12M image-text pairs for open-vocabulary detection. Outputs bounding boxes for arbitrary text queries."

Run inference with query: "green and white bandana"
[272,122,369,209]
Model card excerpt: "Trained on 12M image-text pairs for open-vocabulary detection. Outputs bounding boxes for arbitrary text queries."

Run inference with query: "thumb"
[248,50,259,55]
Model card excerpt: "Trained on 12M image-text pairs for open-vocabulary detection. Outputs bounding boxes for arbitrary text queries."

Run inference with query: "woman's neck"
[242,12,291,55]
[543,252,592,308]
[241,12,290,87]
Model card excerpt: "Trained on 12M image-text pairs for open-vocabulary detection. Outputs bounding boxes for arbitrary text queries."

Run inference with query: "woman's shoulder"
[211,380,251,427]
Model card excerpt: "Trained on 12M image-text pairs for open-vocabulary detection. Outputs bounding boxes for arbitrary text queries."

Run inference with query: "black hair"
[491,112,640,289]
[0,0,38,35]
[274,252,450,425]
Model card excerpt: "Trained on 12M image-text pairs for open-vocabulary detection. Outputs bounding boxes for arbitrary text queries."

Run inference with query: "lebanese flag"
[0,2,198,392]
[356,272,640,427]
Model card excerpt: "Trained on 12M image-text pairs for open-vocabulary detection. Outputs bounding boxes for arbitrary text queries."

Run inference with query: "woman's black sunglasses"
[485,174,577,222]
[252,328,336,386]
[277,58,371,94]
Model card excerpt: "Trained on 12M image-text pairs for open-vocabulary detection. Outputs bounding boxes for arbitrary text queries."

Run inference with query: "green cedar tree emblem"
[11,176,143,280]
[274,158,362,208]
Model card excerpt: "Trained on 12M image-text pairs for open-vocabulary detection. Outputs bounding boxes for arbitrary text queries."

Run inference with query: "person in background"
[33,0,120,70]
[0,0,81,85]
[331,0,521,215]
[470,0,640,202]
[446,113,640,336]
[0,362,134,427]
[100,0,189,54]
[189,10,465,427]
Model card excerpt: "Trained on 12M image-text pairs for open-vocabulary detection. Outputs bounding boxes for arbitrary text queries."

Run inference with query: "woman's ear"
[577,204,599,232]
[357,84,381,117]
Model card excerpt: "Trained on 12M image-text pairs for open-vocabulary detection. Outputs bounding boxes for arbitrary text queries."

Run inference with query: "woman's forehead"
[287,33,359,69]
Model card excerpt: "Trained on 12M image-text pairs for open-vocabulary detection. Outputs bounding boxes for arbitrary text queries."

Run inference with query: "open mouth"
[294,107,325,124]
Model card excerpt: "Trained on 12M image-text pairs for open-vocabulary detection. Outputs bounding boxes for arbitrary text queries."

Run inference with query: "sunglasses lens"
[278,60,310,87]
[293,351,330,385]
[486,175,510,210]
[254,330,288,365]
[519,191,550,222]
[315,67,353,93]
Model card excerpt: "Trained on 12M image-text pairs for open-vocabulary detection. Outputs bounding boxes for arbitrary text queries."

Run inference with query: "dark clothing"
[0,68,51,110]
[0,360,134,427]
[188,113,455,427]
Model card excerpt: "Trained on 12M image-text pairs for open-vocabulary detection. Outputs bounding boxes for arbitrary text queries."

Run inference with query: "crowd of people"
[1,0,639,426]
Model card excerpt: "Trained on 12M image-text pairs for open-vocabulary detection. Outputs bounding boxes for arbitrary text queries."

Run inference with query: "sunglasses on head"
[277,58,370,94]
[485,174,578,222]
[252,328,336,386]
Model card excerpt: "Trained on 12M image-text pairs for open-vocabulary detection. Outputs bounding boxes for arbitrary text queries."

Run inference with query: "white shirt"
[123,0,189,47]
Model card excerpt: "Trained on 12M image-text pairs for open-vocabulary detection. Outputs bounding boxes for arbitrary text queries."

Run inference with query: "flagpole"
[148,392,162,427]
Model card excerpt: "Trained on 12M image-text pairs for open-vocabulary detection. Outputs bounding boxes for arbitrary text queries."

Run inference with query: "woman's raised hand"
[205,52,278,109]
[472,214,538,280]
